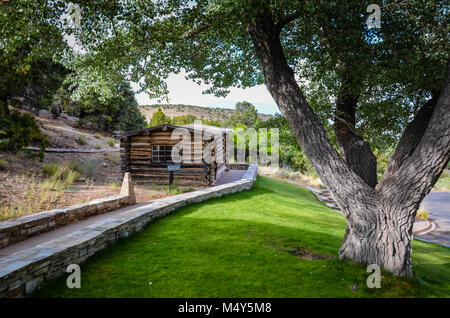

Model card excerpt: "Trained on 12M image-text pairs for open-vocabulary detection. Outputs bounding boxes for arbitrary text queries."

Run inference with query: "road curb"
[414,220,436,235]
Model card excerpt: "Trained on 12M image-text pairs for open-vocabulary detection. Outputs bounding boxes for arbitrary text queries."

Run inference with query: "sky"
[132,70,280,115]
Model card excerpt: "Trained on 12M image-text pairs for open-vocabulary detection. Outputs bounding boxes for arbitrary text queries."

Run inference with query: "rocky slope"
[139,104,274,123]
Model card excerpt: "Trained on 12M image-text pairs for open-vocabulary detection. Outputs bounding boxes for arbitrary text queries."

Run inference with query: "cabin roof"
[117,124,232,139]
[181,124,233,135]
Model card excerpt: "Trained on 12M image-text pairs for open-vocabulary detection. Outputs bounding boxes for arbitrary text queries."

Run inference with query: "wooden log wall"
[120,128,226,187]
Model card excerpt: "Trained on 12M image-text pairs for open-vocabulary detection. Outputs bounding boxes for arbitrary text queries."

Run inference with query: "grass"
[258,165,324,188]
[434,169,450,190]
[0,164,80,221]
[33,176,449,298]
[42,163,80,185]
[158,184,195,196]
[42,163,62,177]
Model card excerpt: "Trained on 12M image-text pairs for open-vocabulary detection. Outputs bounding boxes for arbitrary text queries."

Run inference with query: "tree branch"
[275,11,301,30]
[377,60,450,203]
[334,91,377,188]
[335,116,361,137]
[246,9,377,212]
[181,21,211,40]
[383,92,439,177]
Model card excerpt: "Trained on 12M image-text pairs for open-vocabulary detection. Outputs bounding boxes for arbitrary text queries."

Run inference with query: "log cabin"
[118,124,231,186]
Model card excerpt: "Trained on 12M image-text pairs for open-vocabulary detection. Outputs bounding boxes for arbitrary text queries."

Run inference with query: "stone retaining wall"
[227,163,250,170]
[0,164,258,298]
[0,195,130,249]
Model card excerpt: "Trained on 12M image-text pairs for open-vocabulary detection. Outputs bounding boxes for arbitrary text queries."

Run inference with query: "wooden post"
[169,171,174,185]
[120,172,136,204]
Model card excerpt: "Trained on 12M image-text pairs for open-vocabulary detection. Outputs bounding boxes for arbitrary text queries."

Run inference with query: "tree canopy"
[2,0,445,150]
[1,0,449,276]
[228,101,259,127]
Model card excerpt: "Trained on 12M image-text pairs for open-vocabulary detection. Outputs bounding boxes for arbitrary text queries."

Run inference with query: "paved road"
[415,191,450,247]
[287,178,450,248]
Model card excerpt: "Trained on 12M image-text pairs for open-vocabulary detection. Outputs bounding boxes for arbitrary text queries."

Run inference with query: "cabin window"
[152,145,173,163]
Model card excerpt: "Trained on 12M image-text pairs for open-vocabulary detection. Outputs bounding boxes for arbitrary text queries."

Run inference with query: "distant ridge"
[139,104,275,123]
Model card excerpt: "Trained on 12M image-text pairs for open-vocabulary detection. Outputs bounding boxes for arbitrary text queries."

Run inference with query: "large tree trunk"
[334,90,378,188]
[338,199,417,276]
[246,10,450,276]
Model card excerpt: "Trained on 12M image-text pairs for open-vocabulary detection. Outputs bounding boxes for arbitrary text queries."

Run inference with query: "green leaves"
[227,101,258,127]
[2,0,447,152]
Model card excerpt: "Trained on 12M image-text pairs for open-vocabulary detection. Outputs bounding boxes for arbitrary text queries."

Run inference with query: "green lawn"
[434,169,450,190]
[33,176,449,298]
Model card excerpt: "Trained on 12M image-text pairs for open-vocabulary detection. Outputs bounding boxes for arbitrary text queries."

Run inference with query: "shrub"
[78,135,87,145]
[416,206,429,220]
[42,163,80,184]
[69,160,83,174]
[106,152,120,164]
[108,138,115,147]
[0,111,49,159]
[0,138,11,151]
[42,163,61,176]
[161,184,195,196]
[41,163,80,192]
[80,160,96,178]
[0,158,7,170]
[70,160,96,178]
[95,133,102,139]
[290,151,314,174]
[106,181,119,189]
[76,118,85,127]
[95,144,101,150]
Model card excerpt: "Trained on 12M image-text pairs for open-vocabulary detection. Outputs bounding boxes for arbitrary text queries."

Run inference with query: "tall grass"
[0,164,81,221]
[69,160,96,179]
[258,165,324,188]
[153,184,195,196]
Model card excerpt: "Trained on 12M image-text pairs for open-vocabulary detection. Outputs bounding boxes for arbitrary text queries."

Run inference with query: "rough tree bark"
[246,10,450,276]
[334,90,378,188]
[383,93,440,177]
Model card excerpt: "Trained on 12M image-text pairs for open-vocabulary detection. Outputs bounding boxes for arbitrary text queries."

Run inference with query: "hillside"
[139,104,275,123]
[0,110,196,222]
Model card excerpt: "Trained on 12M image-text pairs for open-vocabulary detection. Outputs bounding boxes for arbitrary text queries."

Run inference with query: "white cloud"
[133,70,279,115]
